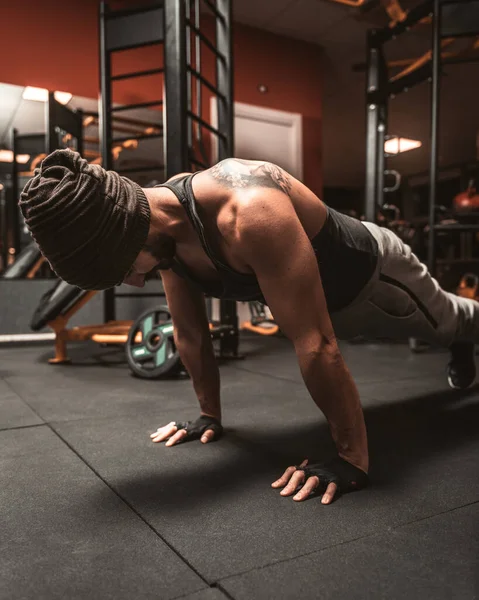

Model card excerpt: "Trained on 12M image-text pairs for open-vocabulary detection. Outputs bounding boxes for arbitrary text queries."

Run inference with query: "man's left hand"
[271,457,369,504]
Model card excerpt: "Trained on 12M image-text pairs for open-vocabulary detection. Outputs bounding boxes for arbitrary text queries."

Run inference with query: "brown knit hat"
[19,149,151,290]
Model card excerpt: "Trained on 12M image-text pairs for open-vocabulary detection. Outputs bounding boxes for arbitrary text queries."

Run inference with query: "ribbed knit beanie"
[19,149,151,290]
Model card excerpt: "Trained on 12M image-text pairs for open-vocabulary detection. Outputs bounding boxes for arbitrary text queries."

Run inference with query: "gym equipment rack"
[364,0,479,275]
[99,0,239,358]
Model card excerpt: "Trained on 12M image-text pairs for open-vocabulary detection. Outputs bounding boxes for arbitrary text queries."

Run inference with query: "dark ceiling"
[231,0,479,188]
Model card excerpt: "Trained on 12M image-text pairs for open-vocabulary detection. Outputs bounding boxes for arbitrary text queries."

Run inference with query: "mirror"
[0,82,165,277]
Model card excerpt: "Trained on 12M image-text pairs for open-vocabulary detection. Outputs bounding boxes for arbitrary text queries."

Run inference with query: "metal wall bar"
[365,35,382,223]
[99,1,115,321]
[376,46,388,219]
[112,132,163,144]
[164,0,189,178]
[195,0,203,155]
[99,2,169,323]
[98,0,237,345]
[106,3,161,20]
[375,111,387,216]
[111,114,162,129]
[428,0,441,274]
[110,100,163,113]
[365,0,478,279]
[215,0,233,159]
[188,112,226,139]
[202,0,225,21]
[10,128,21,260]
[76,109,84,156]
[186,0,193,150]
[375,0,433,44]
[215,0,238,356]
[45,92,56,155]
[0,184,7,271]
[387,62,432,96]
[186,21,226,62]
[187,67,226,100]
[111,67,164,81]
[99,3,113,173]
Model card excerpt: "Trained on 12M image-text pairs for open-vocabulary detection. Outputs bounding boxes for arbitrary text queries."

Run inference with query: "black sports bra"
[156,174,378,312]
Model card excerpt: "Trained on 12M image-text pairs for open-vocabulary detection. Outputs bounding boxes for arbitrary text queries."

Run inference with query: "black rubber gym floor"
[1,335,478,599]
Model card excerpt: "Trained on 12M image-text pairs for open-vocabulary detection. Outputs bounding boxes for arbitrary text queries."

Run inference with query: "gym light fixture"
[22,87,72,105]
[384,136,422,155]
[0,150,30,164]
[54,91,73,105]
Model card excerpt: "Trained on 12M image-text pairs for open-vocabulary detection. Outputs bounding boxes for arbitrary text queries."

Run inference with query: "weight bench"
[2,242,44,279]
[30,280,134,364]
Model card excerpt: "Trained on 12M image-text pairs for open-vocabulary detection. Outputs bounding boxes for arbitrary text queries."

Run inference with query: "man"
[20,150,478,505]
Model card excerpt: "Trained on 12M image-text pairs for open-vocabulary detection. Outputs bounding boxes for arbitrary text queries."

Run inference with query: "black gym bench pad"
[1,336,478,598]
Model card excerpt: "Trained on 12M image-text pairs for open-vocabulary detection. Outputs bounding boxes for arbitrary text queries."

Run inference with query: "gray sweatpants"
[330,221,479,348]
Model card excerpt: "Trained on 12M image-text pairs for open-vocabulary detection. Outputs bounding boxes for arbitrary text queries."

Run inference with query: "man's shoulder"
[207,158,293,196]
[222,188,293,252]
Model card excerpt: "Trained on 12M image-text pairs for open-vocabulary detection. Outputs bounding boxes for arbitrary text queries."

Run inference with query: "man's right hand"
[150,415,223,446]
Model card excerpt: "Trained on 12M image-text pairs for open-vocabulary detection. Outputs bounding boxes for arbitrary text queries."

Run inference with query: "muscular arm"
[161,269,221,420]
[235,191,368,472]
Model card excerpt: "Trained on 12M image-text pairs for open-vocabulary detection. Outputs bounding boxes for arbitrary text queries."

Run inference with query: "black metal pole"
[365,32,380,223]
[376,44,389,214]
[99,1,115,321]
[428,0,441,275]
[164,0,188,178]
[76,108,84,157]
[215,0,238,356]
[186,0,193,152]
[216,0,234,160]
[99,3,113,172]
[376,112,387,215]
[0,182,7,271]
[10,128,21,258]
[195,0,202,153]
[366,35,389,223]
[46,93,56,154]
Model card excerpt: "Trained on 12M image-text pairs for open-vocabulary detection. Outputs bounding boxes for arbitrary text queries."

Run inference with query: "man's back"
[162,158,328,287]
[191,158,329,247]
[159,159,378,311]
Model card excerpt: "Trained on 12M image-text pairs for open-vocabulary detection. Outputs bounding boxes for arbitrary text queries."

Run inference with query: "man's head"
[19,149,151,290]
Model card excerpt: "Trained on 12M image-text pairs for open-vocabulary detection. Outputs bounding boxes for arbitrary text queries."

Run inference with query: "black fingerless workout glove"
[298,457,369,495]
[174,415,223,441]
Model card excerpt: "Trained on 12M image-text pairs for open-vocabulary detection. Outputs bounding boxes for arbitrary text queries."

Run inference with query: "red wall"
[0,0,322,194]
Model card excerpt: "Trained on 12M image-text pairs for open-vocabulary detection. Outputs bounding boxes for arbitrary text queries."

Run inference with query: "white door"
[233,102,303,179]
[210,101,303,324]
